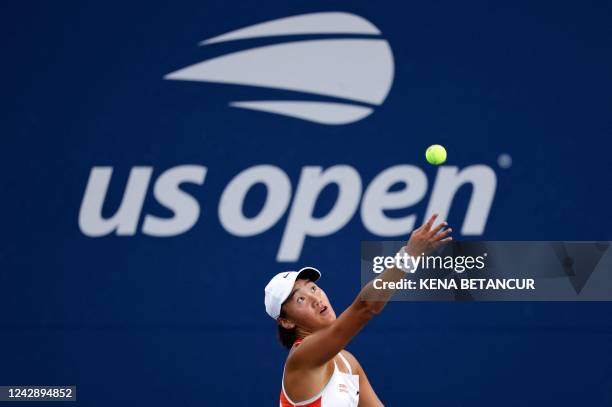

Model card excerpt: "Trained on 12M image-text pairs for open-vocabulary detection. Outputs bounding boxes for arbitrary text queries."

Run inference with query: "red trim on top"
[280,389,322,407]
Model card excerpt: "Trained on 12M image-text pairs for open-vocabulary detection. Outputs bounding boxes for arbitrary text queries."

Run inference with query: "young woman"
[264,214,452,406]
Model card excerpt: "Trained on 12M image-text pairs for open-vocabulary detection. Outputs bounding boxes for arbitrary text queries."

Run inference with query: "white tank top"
[279,351,360,406]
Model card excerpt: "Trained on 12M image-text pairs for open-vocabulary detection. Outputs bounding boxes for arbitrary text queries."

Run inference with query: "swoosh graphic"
[229,101,373,125]
[164,39,394,105]
[165,12,395,125]
[200,12,381,45]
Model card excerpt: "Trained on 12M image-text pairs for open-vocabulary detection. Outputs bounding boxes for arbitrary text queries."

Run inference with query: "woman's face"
[280,279,336,332]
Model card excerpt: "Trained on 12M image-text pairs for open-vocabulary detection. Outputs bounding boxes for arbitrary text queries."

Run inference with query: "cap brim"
[297,266,321,282]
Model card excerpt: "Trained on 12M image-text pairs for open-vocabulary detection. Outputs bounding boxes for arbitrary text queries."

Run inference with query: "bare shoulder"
[284,341,336,402]
[339,349,362,375]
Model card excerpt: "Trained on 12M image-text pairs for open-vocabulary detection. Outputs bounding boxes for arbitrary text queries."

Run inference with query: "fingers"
[433,236,453,249]
[429,221,448,237]
[435,228,453,241]
[434,227,452,240]
[422,213,438,232]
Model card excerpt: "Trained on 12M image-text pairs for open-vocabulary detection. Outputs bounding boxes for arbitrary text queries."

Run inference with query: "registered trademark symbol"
[497,153,512,169]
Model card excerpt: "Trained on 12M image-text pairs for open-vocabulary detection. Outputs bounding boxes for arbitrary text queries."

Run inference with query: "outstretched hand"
[405,214,452,257]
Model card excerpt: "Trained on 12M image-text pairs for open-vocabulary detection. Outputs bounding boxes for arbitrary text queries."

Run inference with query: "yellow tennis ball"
[425,144,447,165]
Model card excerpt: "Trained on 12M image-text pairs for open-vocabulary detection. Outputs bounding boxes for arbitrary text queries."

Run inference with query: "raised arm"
[289,214,452,369]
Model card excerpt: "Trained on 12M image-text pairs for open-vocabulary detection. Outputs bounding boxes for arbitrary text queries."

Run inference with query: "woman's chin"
[322,312,336,324]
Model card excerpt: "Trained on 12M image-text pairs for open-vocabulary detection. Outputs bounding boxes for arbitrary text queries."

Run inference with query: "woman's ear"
[278,317,296,329]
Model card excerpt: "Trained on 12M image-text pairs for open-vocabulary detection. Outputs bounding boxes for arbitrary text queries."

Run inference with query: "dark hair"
[277,308,297,349]
[277,277,311,349]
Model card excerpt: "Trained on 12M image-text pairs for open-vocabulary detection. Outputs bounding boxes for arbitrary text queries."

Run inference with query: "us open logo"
[78,12,498,262]
[164,12,395,125]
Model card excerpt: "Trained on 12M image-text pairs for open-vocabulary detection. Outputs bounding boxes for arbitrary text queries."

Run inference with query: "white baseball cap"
[264,267,321,319]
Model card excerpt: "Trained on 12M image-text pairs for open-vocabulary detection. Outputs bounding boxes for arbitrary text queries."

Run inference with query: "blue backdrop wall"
[1,1,611,405]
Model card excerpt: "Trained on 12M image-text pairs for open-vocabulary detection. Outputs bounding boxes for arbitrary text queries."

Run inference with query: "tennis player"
[264,214,452,406]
